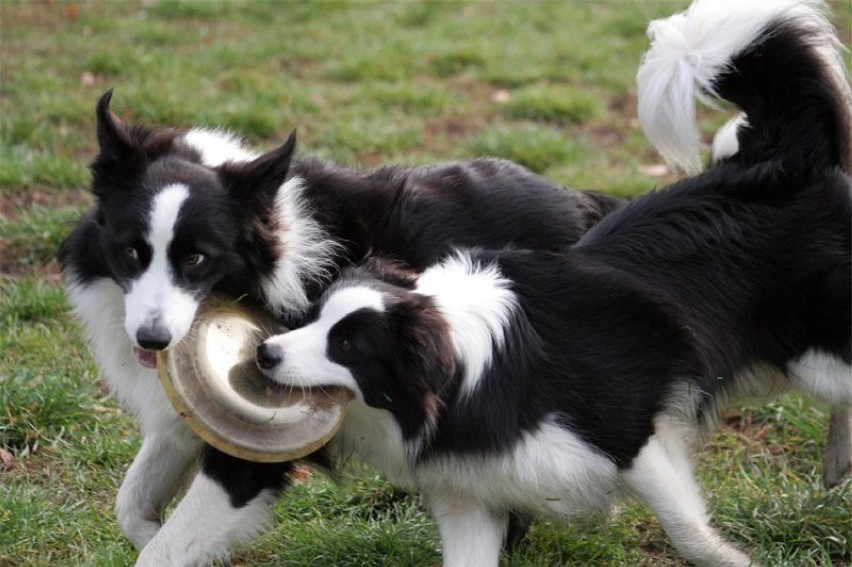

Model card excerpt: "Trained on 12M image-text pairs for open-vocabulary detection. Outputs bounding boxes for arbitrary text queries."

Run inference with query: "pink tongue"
[133,346,159,370]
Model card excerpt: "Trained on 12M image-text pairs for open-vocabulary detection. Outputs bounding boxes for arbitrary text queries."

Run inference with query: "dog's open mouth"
[133,346,159,369]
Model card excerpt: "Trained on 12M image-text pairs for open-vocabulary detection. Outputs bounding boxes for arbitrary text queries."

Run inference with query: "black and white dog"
[258,1,852,565]
[59,91,621,561]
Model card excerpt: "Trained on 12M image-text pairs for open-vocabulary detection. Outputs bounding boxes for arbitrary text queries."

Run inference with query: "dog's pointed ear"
[394,295,456,420]
[95,89,136,160]
[220,130,297,204]
[90,90,154,197]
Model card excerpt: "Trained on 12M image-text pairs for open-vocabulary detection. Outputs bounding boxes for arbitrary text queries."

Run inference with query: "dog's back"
[292,156,623,272]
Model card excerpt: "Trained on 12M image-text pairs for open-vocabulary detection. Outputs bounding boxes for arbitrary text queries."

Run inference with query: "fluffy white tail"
[637,0,851,174]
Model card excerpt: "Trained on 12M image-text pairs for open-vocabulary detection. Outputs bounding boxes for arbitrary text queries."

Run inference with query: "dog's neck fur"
[259,174,342,319]
[259,160,403,320]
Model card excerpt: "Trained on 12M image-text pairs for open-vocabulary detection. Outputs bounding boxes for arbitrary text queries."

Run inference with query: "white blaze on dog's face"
[121,184,201,366]
[261,286,386,394]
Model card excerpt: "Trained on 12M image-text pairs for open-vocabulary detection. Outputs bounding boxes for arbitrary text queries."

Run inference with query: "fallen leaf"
[292,464,312,483]
[491,89,511,104]
[65,3,79,20]
[637,163,670,177]
[80,71,97,88]
[0,448,15,470]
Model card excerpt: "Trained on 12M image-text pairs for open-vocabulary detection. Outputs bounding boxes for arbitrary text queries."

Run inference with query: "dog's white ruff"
[260,176,343,318]
[416,252,518,398]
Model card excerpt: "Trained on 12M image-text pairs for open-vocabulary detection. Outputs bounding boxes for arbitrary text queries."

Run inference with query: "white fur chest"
[66,277,189,439]
[330,402,416,488]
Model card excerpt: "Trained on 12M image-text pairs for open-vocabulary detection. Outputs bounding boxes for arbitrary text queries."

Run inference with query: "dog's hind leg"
[824,406,852,489]
[116,433,202,550]
[426,489,508,567]
[786,351,852,489]
[621,428,753,567]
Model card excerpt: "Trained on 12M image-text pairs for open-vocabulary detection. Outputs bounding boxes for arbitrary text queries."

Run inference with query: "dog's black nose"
[136,325,171,351]
[256,343,283,370]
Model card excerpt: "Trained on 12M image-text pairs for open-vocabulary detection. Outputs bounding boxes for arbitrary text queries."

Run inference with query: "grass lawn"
[1,1,850,565]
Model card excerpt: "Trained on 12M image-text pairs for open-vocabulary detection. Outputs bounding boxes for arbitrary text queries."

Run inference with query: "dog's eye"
[124,247,139,261]
[339,338,353,353]
[185,253,205,268]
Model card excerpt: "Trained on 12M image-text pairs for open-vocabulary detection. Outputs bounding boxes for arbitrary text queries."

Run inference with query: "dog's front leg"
[134,447,294,567]
[824,405,852,489]
[117,433,202,549]
[426,489,508,567]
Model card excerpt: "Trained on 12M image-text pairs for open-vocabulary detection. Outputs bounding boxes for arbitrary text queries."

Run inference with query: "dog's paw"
[118,514,161,551]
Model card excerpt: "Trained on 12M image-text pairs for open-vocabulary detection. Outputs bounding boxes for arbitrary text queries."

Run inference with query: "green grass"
[2,0,851,565]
